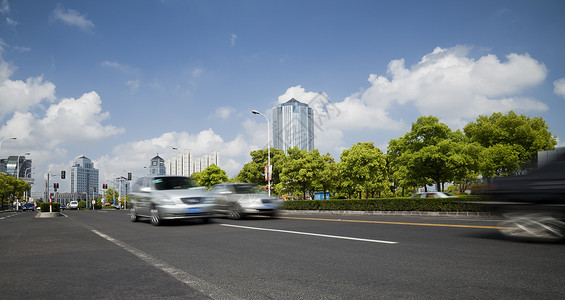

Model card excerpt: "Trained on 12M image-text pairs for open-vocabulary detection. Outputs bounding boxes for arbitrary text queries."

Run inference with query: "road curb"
[35,212,62,218]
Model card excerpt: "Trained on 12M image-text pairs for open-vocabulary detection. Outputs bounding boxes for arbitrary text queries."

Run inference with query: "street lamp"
[252,110,271,196]
[0,137,17,155]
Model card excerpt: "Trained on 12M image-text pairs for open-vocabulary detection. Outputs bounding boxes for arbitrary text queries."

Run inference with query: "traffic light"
[103,184,108,189]
[61,170,66,179]
[128,172,132,181]
[53,183,59,189]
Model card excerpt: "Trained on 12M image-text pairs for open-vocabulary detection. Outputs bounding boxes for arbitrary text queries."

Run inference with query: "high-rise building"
[272,98,314,152]
[148,155,166,175]
[70,156,99,200]
[167,150,219,176]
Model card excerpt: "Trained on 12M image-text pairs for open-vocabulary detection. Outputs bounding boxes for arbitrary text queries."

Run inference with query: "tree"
[314,153,339,200]
[236,148,285,187]
[388,116,470,192]
[195,164,228,189]
[339,142,387,199]
[103,188,119,204]
[279,147,314,199]
[0,174,31,209]
[464,111,557,177]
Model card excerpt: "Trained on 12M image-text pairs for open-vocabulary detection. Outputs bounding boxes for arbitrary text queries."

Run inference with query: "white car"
[211,183,282,219]
[69,201,79,210]
[129,175,216,225]
[410,192,457,198]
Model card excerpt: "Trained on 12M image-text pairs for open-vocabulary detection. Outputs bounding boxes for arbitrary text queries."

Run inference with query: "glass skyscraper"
[272,98,314,153]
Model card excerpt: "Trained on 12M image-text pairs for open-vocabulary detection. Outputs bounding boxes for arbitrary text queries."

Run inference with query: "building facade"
[167,150,220,176]
[148,155,166,175]
[0,155,32,178]
[272,98,314,153]
[70,156,99,200]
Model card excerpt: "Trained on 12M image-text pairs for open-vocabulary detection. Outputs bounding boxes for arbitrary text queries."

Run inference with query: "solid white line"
[220,224,398,244]
[91,229,242,300]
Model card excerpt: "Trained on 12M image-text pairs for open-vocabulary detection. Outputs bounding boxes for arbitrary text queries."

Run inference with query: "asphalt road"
[1,209,564,299]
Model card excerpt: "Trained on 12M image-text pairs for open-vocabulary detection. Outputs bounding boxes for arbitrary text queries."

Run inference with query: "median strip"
[220,223,398,244]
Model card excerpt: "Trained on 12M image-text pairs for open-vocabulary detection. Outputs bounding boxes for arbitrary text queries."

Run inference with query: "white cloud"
[126,80,140,93]
[352,45,548,128]
[0,0,9,14]
[102,60,131,72]
[95,129,255,181]
[0,50,56,120]
[50,4,94,32]
[214,106,235,119]
[6,17,16,26]
[231,34,237,46]
[554,78,565,99]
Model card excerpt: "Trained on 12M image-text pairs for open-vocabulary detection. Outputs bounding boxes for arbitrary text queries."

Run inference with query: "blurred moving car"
[129,175,215,225]
[22,203,35,211]
[482,155,565,241]
[410,192,457,198]
[68,201,79,210]
[210,183,282,219]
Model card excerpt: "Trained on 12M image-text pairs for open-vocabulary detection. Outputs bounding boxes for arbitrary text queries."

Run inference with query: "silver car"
[211,183,282,219]
[129,175,216,225]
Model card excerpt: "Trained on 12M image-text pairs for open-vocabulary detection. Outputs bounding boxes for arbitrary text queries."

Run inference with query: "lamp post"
[0,137,16,155]
[252,110,271,196]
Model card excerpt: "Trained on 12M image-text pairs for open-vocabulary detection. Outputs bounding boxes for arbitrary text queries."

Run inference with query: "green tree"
[388,116,469,192]
[314,153,339,200]
[464,111,557,177]
[103,188,119,205]
[279,147,313,199]
[195,164,228,189]
[0,174,30,209]
[339,142,387,199]
[236,148,285,187]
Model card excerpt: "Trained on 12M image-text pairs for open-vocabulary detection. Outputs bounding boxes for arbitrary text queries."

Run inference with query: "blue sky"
[1,0,564,195]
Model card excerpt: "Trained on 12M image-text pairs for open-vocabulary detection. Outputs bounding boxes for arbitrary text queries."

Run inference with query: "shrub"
[282,197,486,212]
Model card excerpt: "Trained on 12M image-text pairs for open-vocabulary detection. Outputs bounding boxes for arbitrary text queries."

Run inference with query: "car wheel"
[499,213,565,242]
[227,205,242,220]
[150,208,161,226]
[130,208,138,222]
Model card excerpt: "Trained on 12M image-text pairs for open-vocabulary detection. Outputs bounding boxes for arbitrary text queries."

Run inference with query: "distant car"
[59,202,66,210]
[210,182,282,219]
[129,175,216,225]
[410,192,457,198]
[68,201,79,210]
[22,203,35,211]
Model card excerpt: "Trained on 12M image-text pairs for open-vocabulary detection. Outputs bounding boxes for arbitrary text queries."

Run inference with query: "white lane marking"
[91,229,242,300]
[220,224,398,244]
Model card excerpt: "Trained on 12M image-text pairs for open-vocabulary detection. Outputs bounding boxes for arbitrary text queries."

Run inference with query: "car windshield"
[233,184,262,194]
[153,177,197,190]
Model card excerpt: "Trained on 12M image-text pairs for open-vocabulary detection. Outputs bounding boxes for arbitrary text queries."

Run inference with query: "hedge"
[282,197,487,212]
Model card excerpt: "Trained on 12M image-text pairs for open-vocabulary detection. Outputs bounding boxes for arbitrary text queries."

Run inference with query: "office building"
[272,98,314,153]
[70,155,99,200]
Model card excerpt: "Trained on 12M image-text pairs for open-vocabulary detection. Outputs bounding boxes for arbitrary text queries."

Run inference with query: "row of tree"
[188,111,557,199]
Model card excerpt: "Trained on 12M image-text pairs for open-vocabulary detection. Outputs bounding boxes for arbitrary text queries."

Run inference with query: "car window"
[153,177,197,190]
[233,184,259,194]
